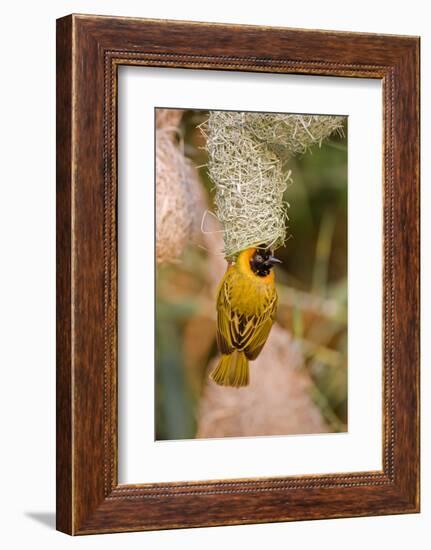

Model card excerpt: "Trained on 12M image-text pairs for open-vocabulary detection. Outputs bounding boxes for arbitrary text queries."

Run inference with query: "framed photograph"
[56,14,420,535]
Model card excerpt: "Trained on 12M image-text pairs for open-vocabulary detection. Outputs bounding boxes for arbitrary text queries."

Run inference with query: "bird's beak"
[268,255,282,265]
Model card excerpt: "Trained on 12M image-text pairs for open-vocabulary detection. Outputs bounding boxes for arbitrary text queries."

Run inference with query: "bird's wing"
[244,291,278,360]
[216,274,235,354]
[217,273,278,358]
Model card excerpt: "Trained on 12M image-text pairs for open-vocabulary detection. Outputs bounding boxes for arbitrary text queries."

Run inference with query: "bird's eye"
[255,254,263,263]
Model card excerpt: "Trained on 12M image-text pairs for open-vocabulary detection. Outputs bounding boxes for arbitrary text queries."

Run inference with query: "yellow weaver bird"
[212,247,280,387]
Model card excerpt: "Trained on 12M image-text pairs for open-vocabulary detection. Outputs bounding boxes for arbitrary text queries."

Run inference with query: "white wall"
[0,1,428,548]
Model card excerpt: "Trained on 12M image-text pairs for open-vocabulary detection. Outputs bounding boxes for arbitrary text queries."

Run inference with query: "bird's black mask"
[250,248,282,277]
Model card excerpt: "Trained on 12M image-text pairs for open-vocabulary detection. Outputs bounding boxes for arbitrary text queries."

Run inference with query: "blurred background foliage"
[156,110,348,440]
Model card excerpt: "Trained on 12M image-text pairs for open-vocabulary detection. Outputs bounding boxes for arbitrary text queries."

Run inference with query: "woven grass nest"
[155,109,201,265]
[202,111,344,259]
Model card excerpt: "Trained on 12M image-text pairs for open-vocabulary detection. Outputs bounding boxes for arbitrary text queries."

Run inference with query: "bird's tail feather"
[211,351,249,388]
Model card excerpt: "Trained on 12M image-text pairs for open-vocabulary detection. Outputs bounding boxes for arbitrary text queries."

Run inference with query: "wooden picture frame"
[56,14,420,535]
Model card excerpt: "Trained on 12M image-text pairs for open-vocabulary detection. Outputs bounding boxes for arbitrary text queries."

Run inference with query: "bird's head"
[249,247,282,277]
